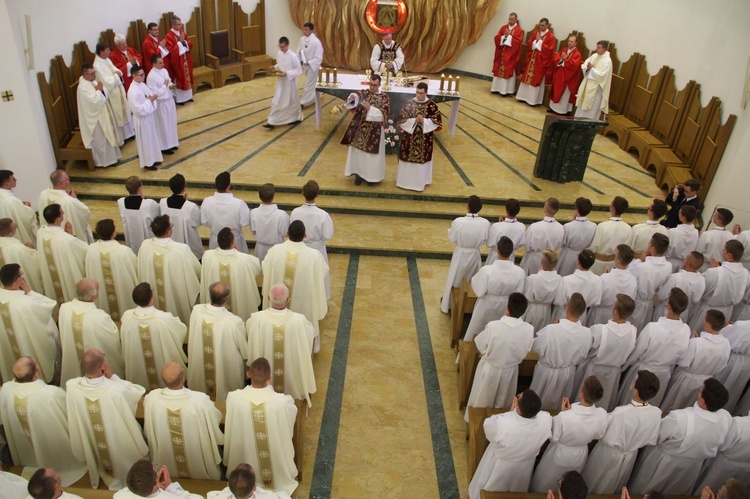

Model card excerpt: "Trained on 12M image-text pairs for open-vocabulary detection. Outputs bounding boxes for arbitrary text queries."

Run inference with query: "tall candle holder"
[454,76,460,95]
[383,71,392,91]
[439,73,445,94]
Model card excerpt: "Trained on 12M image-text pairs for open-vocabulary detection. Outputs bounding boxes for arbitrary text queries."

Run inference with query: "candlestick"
[455,76,460,93]
[448,75,454,92]
[333,68,338,84]
[317,68,322,84]
[325,68,330,84]
[439,73,445,92]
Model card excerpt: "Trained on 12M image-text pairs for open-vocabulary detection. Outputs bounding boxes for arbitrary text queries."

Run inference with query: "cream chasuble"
[38,188,95,243]
[0,188,38,247]
[0,236,43,293]
[201,248,262,322]
[85,240,138,321]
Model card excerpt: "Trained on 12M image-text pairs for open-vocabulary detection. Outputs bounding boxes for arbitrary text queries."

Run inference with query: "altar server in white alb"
[144,363,224,481]
[264,37,303,128]
[465,293,533,417]
[247,283,316,407]
[201,227,261,322]
[208,463,293,499]
[85,219,138,321]
[714,319,750,413]
[290,180,333,299]
[628,378,732,496]
[520,198,564,275]
[441,195,490,313]
[522,250,562,332]
[530,376,608,492]
[574,41,613,120]
[587,244,637,326]
[187,282,248,402]
[118,176,160,253]
[93,42,133,140]
[627,233,673,331]
[0,264,59,384]
[582,370,663,494]
[66,348,148,490]
[0,170,38,247]
[202,171,251,252]
[468,390,552,497]
[552,249,601,324]
[160,174,203,260]
[0,218,42,292]
[652,251,705,322]
[59,278,124,386]
[485,198,526,266]
[0,357,87,486]
[556,197,596,276]
[250,183,290,263]
[696,208,734,270]
[223,358,299,496]
[589,196,632,275]
[146,55,179,153]
[76,63,123,168]
[574,294,636,411]
[628,199,669,256]
[138,215,201,325]
[297,22,324,108]
[464,236,525,341]
[120,283,187,391]
[693,415,750,493]
[666,205,700,272]
[38,169,94,243]
[37,204,88,305]
[128,65,163,170]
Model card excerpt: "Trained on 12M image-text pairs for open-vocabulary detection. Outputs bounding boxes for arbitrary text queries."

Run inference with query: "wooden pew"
[451,277,476,348]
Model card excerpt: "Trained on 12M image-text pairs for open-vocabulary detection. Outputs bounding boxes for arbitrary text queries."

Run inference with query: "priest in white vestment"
[485,199,526,266]
[520,198,564,275]
[27,468,86,499]
[128,65,163,169]
[0,170,38,247]
[146,55,179,152]
[113,458,202,498]
[250,183,290,263]
[160,173,203,260]
[465,293,533,417]
[652,252,705,322]
[617,288,691,407]
[201,227,261,322]
[628,199,669,256]
[529,293,592,410]
[59,278,124,385]
[574,294,637,411]
[247,283,316,407]
[714,320,750,413]
[290,180,333,299]
[696,208,734,270]
[0,470,29,498]
[551,250,602,324]
[522,250,562,332]
[587,245,637,326]
[0,218,43,292]
[264,37,303,128]
[121,283,187,391]
[66,349,148,490]
[0,357,86,486]
[118,176,160,253]
[464,236,525,341]
[187,283,248,402]
[627,233,673,331]
[38,169,94,243]
[628,378,732,495]
[556,198,596,276]
[297,23,324,107]
[666,205,700,272]
[262,221,328,350]
[85,219,138,321]
[574,41,613,120]
[530,377,608,492]
[202,172,251,252]
[589,197,632,275]
[693,415,750,493]
[441,196,490,313]
[224,358,298,495]
[144,363,224,480]
[137,215,201,324]
[582,370,663,494]
[0,264,59,383]
[93,43,134,140]
[208,463,293,499]
[37,204,88,305]
[76,63,123,168]
[468,390,552,497]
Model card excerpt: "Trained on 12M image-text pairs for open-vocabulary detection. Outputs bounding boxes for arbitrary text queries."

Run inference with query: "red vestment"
[141,35,169,76]
[109,47,142,91]
[492,23,524,79]
[341,90,390,154]
[549,47,582,104]
[165,29,194,92]
[397,98,442,164]
[520,29,556,87]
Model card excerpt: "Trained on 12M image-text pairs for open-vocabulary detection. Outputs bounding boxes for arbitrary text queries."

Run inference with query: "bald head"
[76,278,99,302]
[80,349,105,377]
[12,356,38,382]
[49,169,69,188]
[269,283,290,309]
[161,362,186,389]
[209,282,231,306]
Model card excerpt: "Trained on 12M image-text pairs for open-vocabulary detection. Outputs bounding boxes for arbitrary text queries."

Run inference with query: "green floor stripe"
[434,136,473,187]
[407,257,460,498]
[177,94,272,125]
[298,107,350,177]
[179,106,271,141]
[309,254,359,498]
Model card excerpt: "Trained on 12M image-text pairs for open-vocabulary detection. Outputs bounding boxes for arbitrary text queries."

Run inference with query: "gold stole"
[283,252,299,303]
[1,302,21,359]
[0,249,5,267]
[139,324,160,390]
[219,262,233,313]
[252,402,275,489]
[167,408,192,478]
[202,319,217,400]
[72,311,85,375]
[85,398,115,477]
[13,396,32,441]
[153,253,167,312]
[272,324,286,393]
[43,238,65,303]
[100,251,121,321]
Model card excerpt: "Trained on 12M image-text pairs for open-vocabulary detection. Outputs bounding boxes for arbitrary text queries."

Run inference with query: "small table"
[314,73,461,136]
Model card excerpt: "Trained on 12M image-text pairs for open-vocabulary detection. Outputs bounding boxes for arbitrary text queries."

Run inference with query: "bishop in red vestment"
[491,13,524,95]
[141,22,170,76]
[548,35,582,114]
[516,18,556,106]
[165,16,194,104]
[110,34,142,91]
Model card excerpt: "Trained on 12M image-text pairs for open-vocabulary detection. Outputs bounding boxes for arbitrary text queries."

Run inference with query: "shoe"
[290,120,302,125]
[169,146,179,151]
[154,161,162,166]
[366,181,376,186]
[354,175,362,186]
[263,123,274,129]
[161,149,174,155]
[144,165,158,171]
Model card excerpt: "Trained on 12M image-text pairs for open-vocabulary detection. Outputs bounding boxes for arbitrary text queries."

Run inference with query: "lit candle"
[439,74,445,91]
[325,68,330,84]
[333,68,338,84]
[317,68,322,84]
[448,75,454,92]
[455,76,460,93]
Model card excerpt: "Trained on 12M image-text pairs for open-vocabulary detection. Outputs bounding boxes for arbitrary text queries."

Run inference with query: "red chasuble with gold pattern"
[397,98,442,164]
[520,30,556,87]
[492,24,524,79]
[340,90,391,154]
[110,47,142,91]
[165,30,194,91]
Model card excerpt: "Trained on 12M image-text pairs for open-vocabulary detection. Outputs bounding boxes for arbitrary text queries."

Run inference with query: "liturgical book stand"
[533,115,607,183]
